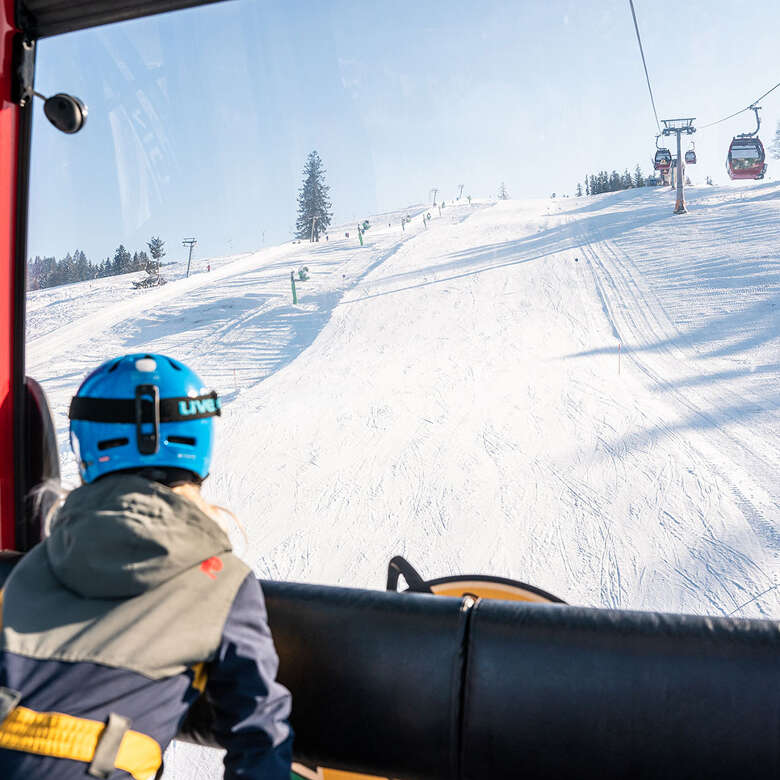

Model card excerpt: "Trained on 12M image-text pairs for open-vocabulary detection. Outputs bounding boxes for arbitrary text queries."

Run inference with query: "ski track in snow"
[26,190,780,777]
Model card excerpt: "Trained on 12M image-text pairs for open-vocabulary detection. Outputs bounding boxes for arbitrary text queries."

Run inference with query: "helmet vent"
[167,358,183,371]
[97,437,129,451]
[167,435,196,446]
[107,360,121,373]
[135,357,157,373]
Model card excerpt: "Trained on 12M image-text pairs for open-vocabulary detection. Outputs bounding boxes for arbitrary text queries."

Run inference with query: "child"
[0,354,292,779]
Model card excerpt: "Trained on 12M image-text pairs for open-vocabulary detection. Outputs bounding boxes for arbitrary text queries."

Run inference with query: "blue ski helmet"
[69,354,221,483]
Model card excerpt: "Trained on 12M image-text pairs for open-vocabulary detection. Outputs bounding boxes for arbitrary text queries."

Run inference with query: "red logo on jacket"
[201,556,223,579]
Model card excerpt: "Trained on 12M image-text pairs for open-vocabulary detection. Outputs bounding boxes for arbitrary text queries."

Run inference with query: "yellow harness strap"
[0,705,162,780]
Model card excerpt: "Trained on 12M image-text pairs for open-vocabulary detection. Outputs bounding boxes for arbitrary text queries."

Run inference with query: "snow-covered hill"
[28,185,778,621]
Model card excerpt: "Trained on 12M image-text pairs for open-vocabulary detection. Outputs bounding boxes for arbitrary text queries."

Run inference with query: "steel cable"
[628,0,662,135]
[698,80,780,130]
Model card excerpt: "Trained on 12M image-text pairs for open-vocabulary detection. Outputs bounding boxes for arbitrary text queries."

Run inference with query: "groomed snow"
[27,185,779,774]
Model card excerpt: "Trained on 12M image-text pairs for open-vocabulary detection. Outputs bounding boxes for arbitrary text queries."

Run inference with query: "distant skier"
[0,354,293,779]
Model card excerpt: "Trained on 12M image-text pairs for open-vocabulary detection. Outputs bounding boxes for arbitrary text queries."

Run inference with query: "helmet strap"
[134,385,160,455]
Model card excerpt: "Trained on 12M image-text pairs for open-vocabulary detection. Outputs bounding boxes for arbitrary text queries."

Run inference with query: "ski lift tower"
[662,118,695,214]
[182,237,197,278]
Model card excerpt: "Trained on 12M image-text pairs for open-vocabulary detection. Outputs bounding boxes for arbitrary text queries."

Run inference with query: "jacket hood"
[46,474,232,598]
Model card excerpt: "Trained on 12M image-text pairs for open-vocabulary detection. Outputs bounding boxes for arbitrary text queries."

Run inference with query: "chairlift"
[684,142,696,165]
[727,106,767,180]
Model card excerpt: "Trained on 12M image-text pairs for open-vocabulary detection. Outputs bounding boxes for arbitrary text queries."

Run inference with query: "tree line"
[28,237,166,290]
[576,165,649,197]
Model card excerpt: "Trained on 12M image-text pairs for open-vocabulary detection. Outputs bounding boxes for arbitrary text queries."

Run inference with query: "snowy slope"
[27,188,778,613]
[27,185,779,776]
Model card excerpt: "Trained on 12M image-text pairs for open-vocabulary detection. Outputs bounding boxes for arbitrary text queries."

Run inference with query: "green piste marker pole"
[290,270,297,304]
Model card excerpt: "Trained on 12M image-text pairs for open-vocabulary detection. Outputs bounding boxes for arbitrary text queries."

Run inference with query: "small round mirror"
[43,93,87,134]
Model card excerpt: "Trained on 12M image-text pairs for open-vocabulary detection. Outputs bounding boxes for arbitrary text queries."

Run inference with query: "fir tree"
[633,164,644,188]
[146,236,166,275]
[770,120,780,159]
[498,182,509,200]
[295,151,332,241]
[113,245,133,275]
[585,176,590,196]
[59,253,75,285]
[575,182,583,197]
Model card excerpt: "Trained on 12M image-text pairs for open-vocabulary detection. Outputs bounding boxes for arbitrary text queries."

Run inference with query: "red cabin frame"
[0,0,22,549]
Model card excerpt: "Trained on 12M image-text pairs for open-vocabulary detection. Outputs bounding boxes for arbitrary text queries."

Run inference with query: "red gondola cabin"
[727,137,766,180]
[653,148,672,172]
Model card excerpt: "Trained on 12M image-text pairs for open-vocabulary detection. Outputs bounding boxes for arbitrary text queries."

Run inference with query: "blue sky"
[28,0,780,264]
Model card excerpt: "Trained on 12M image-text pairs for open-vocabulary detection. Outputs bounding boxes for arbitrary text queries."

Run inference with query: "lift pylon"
[662,118,695,214]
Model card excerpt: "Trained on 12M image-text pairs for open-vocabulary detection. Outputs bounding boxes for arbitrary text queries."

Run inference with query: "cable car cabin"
[727,137,767,180]
[684,149,696,165]
[653,148,672,172]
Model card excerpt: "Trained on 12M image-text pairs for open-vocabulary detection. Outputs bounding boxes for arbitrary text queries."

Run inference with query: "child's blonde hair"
[38,478,246,546]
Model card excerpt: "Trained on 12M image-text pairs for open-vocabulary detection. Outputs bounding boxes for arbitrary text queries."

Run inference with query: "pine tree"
[633,164,644,188]
[498,182,509,199]
[146,237,166,275]
[770,120,780,159]
[622,169,632,189]
[59,252,75,285]
[295,151,333,241]
[113,245,133,275]
[575,182,583,197]
[585,176,590,196]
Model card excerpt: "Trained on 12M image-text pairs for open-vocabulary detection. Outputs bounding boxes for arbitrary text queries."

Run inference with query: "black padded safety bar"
[259,580,780,780]
[461,599,780,779]
[260,580,467,779]
[16,0,230,39]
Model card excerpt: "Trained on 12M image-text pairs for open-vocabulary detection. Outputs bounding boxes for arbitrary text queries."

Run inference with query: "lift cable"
[698,80,780,130]
[628,0,662,135]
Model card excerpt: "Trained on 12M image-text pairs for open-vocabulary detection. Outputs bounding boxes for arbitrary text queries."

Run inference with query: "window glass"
[27,0,779,620]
